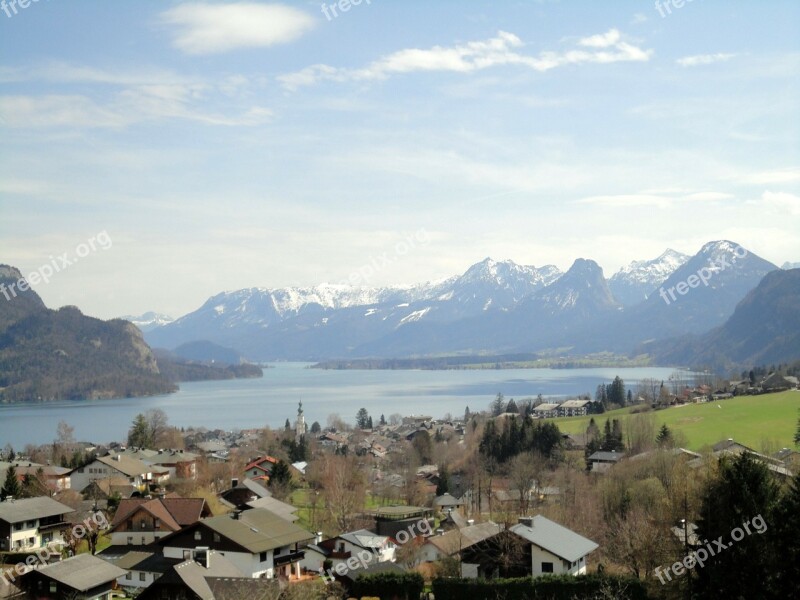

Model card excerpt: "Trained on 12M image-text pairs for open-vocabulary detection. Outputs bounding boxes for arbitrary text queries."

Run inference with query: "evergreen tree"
[367,416,373,430]
[310,421,321,434]
[380,414,386,426]
[1,464,22,499]
[284,418,291,431]
[436,464,450,496]
[356,408,370,429]
[127,413,150,448]
[656,424,673,448]
[695,453,780,599]
[626,389,633,405]
[490,393,506,417]
[412,430,433,464]
[506,399,518,414]
[268,460,293,493]
[464,406,471,422]
[770,473,800,594]
[607,376,625,407]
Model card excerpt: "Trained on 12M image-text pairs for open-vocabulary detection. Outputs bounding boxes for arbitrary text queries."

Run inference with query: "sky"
[1,0,799,320]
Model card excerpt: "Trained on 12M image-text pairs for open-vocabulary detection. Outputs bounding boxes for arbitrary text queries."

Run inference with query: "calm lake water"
[0,364,684,447]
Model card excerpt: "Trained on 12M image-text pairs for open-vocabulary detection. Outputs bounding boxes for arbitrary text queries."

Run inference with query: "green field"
[552,390,800,451]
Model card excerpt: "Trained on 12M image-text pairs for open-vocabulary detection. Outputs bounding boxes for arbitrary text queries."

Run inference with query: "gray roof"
[426,522,502,555]
[0,497,74,524]
[172,552,246,600]
[510,516,598,563]
[338,529,391,550]
[559,400,590,409]
[245,496,299,522]
[200,509,313,553]
[36,554,127,591]
[587,451,624,462]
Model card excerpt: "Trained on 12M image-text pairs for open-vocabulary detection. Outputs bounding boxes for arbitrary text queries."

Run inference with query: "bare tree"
[508,452,545,515]
[318,455,366,533]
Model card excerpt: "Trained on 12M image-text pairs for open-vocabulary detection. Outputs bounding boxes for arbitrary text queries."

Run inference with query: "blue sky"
[1,0,798,319]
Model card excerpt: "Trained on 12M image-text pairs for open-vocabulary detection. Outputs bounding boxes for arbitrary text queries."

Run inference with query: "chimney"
[231,478,239,488]
[467,519,475,526]
[115,455,121,461]
[518,517,534,527]
[195,547,211,569]
[315,531,323,545]
[232,510,242,520]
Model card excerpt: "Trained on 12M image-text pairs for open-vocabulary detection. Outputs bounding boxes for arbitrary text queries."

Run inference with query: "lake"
[0,364,687,447]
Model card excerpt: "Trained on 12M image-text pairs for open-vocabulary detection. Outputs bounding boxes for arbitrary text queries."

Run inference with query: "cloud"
[736,167,800,185]
[757,190,800,216]
[677,53,737,67]
[161,2,314,55]
[631,13,648,25]
[278,29,652,90]
[576,190,734,208]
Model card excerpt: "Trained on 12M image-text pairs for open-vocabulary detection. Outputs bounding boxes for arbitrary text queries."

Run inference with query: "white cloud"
[677,53,737,67]
[736,167,800,185]
[161,2,315,55]
[758,190,800,216]
[631,13,648,25]
[576,190,733,208]
[278,29,652,90]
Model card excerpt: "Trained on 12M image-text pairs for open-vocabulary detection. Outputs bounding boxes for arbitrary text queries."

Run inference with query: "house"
[300,529,396,574]
[69,454,168,493]
[19,553,126,600]
[558,400,590,418]
[113,550,180,591]
[0,497,74,551]
[243,456,279,480]
[81,476,136,504]
[461,516,598,579]
[761,372,794,392]
[419,522,501,563]
[114,448,200,481]
[368,505,433,539]
[109,497,211,545]
[245,496,300,523]
[159,508,313,579]
[433,493,464,511]
[586,451,624,473]
[0,462,71,493]
[533,403,560,419]
[136,549,280,600]
[708,439,793,478]
[219,478,271,510]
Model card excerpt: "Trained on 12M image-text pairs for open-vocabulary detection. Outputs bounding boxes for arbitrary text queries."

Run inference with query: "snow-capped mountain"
[120,311,174,332]
[782,261,800,270]
[144,242,780,361]
[608,249,689,306]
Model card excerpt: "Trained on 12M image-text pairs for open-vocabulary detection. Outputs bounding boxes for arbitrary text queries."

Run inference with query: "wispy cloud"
[576,190,733,208]
[161,2,315,55]
[677,53,737,67]
[278,29,652,90]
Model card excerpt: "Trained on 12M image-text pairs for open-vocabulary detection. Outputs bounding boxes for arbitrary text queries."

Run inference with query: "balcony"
[274,550,305,567]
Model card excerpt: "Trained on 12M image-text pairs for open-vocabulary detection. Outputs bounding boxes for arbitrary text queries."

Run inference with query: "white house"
[0,497,73,552]
[300,529,396,574]
[69,454,168,493]
[419,521,501,563]
[159,508,313,579]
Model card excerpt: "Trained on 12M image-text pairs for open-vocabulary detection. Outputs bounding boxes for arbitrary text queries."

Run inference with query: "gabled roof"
[164,509,313,554]
[338,529,391,550]
[164,552,246,600]
[245,496,299,522]
[425,522,502,555]
[95,454,154,477]
[0,497,73,524]
[510,516,598,563]
[111,497,209,531]
[244,456,279,472]
[560,400,590,409]
[112,550,180,574]
[32,553,126,592]
[433,493,464,508]
[587,451,624,462]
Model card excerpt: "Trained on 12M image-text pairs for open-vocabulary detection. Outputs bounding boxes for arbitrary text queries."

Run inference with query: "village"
[0,370,798,600]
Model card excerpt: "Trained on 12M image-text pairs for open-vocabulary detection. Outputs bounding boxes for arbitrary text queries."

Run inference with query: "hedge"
[351,571,425,600]
[432,574,650,600]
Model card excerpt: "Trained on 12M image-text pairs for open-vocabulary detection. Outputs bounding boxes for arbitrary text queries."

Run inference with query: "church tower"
[295,400,306,442]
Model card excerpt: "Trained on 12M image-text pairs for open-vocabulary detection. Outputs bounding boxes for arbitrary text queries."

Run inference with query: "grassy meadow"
[552,390,800,452]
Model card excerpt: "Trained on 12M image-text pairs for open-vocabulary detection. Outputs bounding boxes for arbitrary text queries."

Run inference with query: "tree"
[695,453,780,599]
[464,406,471,422]
[508,452,545,515]
[770,473,800,594]
[490,393,506,417]
[607,376,625,407]
[284,418,291,431]
[367,416,373,430]
[506,399,518,415]
[1,464,22,499]
[412,430,433,464]
[317,455,366,532]
[310,421,321,434]
[267,460,294,500]
[127,413,150,448]
[380,414,386,426]
[656,424,673,448]
[436,464,450,496]
[356,408,370,429]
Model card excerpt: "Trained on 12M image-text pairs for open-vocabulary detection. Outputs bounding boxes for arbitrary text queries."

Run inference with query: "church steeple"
[295,400,305,442]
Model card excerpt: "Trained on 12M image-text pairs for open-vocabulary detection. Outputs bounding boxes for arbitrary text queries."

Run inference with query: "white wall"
[530,545,586,576]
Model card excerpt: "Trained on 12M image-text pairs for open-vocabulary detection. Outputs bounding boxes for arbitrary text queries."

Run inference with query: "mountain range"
[143,241,797,366]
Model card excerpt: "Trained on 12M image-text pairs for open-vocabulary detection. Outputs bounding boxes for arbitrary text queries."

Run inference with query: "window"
[127,537,133,545]
[49,582,57,593]
[155,519,160,529]
[194,531,202,541]
[213,533,220,543]
[141,519,146,529]
[541,562,554,573]
[127,520,133,530]
[139,572,146,581]
[126,573,132,580]
[260,552,267,562]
